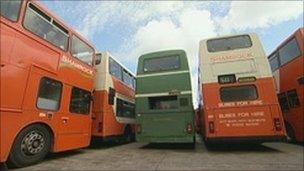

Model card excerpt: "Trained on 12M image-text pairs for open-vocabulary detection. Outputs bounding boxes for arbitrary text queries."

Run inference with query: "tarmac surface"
[8,138,303,171]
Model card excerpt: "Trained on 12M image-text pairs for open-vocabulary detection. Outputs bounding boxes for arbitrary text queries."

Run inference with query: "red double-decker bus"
[268,28,304,143]
[1,0,97,167]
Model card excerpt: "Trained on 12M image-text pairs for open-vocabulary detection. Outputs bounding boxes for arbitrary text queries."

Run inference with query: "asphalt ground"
[6,137,303,171]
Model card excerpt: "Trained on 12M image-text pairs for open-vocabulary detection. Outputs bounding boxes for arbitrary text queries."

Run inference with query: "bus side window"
[269,53,280,72]
[0,0,22,22]
[278,38,301,66]
[287,89,300,108]
[37,77,62,111]
[69,87,91,115]
[108,88,115,105]
[23,3,69,51]
[116,98,135,118]
[298,77,304,85]
[109,58,122,80]
[278,93,290,112]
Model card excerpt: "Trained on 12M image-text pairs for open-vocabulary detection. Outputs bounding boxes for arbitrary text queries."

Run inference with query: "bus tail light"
[137,124,142,134]
[98,122,102,133]
[208,121,215,133]
[273,118,282,131]
[186,123,193,134]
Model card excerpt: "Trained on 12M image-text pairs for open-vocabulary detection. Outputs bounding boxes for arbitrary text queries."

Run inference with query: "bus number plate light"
[238,76,256,83]
[218,74,236,84]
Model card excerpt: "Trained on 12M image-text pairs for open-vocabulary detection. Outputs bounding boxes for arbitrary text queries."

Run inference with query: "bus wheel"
[285,123,296,143]
[8,124,51,168]
[123,126,132,143]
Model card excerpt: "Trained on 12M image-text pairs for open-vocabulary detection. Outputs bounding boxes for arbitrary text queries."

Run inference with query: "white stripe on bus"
[135,90,192,98]
[137,70,189,78]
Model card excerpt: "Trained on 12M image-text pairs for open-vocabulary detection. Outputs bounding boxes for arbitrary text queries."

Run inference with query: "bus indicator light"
[218,74,236,84]
[208,122,215,133]
[186,123,193,134]
[273,118,282,131]
[137,124,142,134]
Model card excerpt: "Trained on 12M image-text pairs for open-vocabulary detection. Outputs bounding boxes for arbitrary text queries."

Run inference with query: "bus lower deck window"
[278,93,290,112]
[69,87,91,114]
[220,85,258,102]
[287,90,300,108]
[37,77,62,111]
[148,96,178,110]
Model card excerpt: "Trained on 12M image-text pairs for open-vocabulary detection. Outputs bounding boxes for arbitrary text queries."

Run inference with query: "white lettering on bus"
[218,100,263,108]
[61,55,93,75]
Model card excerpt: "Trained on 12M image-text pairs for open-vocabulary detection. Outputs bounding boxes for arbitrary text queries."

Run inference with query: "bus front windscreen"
[207,35,252,52]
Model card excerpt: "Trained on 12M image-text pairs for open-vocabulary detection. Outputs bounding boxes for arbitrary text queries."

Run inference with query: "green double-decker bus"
[135,50,195,144]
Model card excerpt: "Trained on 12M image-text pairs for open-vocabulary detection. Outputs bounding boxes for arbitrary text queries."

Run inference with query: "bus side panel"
[92,90,104,136]
[279,52,304,142]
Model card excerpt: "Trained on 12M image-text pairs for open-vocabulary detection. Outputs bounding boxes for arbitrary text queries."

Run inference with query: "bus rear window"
[144,56,180,72]
[220,85,258,102]
[148,96,178,110]
[207,35,252,52]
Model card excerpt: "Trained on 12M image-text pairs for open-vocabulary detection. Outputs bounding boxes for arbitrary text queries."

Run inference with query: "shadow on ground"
[204,142,282,153]
[140,143,195,151]
[89,137,134,149]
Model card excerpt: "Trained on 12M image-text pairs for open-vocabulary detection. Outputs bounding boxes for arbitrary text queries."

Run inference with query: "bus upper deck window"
[278,38,301,66]
[71,35,94,66]
[143,56,180,72]
[0,0,22,21]
[207,35,252,53]
[109,58,122,80]
[23,3,69,51]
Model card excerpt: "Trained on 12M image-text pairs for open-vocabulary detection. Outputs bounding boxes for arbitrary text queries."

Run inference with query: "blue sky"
[42,1,303,107]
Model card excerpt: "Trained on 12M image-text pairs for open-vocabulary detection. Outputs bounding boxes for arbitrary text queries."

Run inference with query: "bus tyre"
[124,126,132,143]
[285,123,296,143]
[8,124,51,168]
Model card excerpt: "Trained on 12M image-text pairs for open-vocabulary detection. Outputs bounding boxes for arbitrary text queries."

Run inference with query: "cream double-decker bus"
[198,33,286,143]
[92,52,136,142]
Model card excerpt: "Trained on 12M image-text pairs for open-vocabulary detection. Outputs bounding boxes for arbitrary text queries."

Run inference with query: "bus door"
[57,86,92,150]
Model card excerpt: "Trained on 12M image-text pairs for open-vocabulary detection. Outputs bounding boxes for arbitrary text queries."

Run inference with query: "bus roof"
[267,27,303,58]
[32,0,95,50]
[100,51,135,77]
[138,49,186,60]
[199,33,257,45]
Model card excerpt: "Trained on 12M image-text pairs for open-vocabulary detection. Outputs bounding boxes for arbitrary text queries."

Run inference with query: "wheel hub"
[21,131,45,155]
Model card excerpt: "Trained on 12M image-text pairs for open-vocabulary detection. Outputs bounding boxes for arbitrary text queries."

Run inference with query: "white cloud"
[118,8,217,108]
[219,1,303,33]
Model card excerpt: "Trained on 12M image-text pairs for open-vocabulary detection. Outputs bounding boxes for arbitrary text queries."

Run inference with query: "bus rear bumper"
[205,135,287,143]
